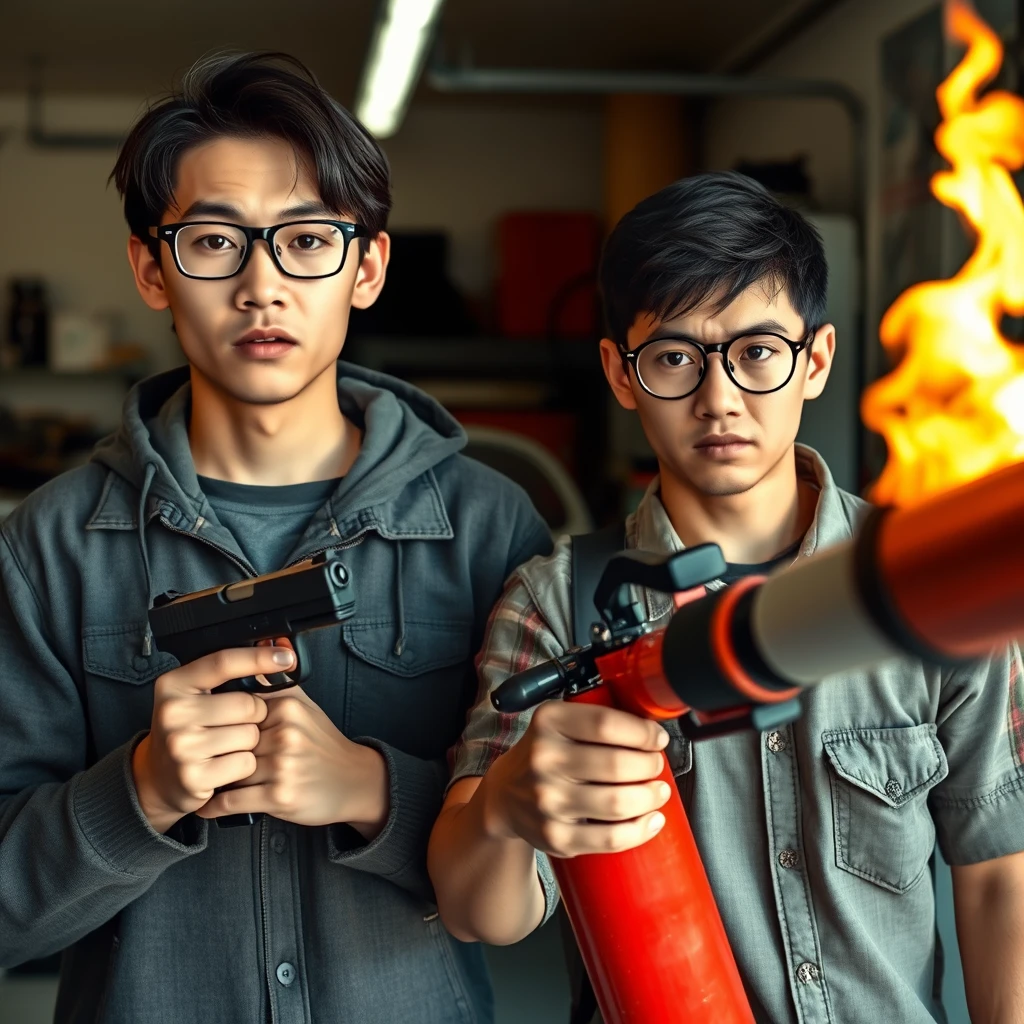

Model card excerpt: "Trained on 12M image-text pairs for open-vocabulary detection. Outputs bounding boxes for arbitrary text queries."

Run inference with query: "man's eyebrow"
[176,199,337,221]
[177,199,244,221]
[646,318,797,342]
[277,200,336,219]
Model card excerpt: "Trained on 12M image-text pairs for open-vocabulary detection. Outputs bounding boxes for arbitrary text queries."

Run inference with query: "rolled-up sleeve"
[931,642,1024,864]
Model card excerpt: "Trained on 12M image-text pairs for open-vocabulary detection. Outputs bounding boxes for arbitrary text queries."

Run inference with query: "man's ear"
[599,337,638,410]
[351,232,390,310]
[128,235,170,312]
[802,323,836,401]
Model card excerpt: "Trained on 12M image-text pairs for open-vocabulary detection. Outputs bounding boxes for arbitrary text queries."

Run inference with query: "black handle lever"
[593,543,727,628]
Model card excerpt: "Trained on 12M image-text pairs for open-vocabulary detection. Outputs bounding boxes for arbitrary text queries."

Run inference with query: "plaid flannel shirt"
[451,445,1024,1024]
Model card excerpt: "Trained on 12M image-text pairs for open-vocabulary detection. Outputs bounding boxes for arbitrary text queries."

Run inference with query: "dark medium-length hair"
[599,171,828,346]
[110,51,391,255]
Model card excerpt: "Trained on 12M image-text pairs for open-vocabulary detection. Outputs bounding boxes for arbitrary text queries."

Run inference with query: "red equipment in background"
[493,459,1024,1024]
[496,211,601,339]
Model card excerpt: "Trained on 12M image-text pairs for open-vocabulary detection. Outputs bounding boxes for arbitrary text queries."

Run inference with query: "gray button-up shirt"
[452,445,1024,1023]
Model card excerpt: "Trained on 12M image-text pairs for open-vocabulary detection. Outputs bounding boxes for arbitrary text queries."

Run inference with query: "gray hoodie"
[0,362,552,1024]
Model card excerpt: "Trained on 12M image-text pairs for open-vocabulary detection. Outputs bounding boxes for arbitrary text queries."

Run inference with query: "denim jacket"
[0,362,552,1024]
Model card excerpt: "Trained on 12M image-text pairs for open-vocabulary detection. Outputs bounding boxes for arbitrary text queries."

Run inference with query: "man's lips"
[233,329,299,359]
[694,434,752,448]
[693,435,754,458]
[234,329,299,346]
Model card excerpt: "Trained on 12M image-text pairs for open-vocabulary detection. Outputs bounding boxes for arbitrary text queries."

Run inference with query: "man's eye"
[294,235,323,250]
[200,235,234,251]
[659,351,692,367]
[743,345,774,361]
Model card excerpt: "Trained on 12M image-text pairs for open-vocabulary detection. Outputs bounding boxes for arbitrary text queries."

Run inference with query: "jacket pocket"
[822,724,948,894]
[82,622,178,685]
[342,618,474,758]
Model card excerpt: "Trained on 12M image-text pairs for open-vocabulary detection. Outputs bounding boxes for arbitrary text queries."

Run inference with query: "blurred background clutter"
[2,0,1023,1021]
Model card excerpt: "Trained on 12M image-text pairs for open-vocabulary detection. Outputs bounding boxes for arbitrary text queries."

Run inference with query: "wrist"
[346,744,390,841]
[477,758,516,842]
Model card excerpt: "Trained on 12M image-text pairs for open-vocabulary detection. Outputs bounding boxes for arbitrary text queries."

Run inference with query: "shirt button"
[271,833,288,854]
[766,731,788,754]
[796,962,820,985]
[276,962,296,986]
[778,849,800,869]
[884,778,903,801]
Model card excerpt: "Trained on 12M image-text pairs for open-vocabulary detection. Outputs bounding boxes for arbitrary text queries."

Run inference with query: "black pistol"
[148,551,355,828]
[148,550,355,694]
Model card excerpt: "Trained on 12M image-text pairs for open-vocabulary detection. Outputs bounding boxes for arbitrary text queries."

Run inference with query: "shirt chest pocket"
[341,619,474,759]
[81,623,180,757]
[822,724,949,895]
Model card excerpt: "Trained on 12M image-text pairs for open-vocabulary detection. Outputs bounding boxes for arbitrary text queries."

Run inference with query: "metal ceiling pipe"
[426,62,871,482]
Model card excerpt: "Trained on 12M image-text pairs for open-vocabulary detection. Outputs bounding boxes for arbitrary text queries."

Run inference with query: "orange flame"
[862,0,1024,506]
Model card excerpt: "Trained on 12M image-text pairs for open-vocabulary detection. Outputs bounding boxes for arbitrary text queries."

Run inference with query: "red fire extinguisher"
[493,459,1024,1024]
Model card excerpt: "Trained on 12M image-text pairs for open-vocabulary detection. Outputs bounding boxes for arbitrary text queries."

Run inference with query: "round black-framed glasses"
[152,220,369,281]
[618,328,816,401]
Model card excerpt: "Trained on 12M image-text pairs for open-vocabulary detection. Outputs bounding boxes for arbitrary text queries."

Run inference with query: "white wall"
[0,93,602,377]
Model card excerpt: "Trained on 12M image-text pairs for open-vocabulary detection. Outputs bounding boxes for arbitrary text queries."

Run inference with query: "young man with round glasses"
[429,172,1024,1022]
[0,53,551,1023]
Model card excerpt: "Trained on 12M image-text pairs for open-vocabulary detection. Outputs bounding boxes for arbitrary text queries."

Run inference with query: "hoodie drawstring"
[138,462,157,657]
[393,540,406,658]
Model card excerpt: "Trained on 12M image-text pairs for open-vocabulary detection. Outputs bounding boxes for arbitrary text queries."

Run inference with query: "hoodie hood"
[89,359,468,526]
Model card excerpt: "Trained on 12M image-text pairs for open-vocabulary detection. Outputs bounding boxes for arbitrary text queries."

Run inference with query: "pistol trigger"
[290,634,310,684]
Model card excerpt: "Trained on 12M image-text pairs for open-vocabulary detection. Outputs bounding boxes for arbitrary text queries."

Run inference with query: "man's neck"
[187,365,361,486]
[659,447,818,564]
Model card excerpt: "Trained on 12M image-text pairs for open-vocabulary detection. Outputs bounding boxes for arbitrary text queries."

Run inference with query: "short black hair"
[599,171,828,345]
[111,51,391,254]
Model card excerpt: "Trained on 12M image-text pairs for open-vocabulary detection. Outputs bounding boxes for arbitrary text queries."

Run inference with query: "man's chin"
[679,461,761,498]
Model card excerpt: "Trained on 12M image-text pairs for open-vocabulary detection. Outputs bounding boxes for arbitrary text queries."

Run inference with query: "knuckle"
[531,702,555,727]
[270,781,293,808]
[600,828,624,853]
[539,821,569,856]
[604,789,628,819]
[164,732,186,763]
[213,649,237,678]
[277,724,303,751]
[153,702,178,733]
[592,710,620,745]
[178,764,202,794]
[534,785,562,819]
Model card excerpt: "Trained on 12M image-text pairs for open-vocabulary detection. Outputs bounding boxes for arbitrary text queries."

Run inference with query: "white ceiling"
[0,0,833,101]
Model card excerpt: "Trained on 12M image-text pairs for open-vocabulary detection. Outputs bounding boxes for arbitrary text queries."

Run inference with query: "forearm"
[954,858,1024,1023]
[428,773,547,946]
[0,741,205,966]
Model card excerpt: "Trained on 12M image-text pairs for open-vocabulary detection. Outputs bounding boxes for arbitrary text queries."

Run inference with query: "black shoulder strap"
[565,521,626,1024]
[570,522,627,647]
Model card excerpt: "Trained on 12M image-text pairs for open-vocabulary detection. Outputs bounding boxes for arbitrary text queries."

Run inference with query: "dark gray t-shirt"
[198,475,342,574]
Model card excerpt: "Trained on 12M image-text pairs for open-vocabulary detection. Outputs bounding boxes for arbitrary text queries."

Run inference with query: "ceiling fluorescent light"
[355,0,446,138]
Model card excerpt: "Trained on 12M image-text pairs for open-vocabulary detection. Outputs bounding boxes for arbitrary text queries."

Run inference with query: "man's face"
[129,135,388,405]
[600,281,835,498]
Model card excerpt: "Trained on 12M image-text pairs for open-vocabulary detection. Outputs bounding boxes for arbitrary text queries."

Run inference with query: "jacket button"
[796,962,820,985]
[271,833,287,854]
[766,731,788,753]
[778,849,800,869]
[276,962,296,986]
